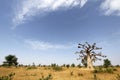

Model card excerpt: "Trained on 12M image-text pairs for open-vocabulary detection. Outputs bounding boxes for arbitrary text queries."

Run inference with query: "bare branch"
[78,43,87,50]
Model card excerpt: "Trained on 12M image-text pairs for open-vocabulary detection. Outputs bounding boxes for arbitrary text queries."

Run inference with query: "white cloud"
[100,0,120,16]
[25,40,75,50]
[12,0,87,29]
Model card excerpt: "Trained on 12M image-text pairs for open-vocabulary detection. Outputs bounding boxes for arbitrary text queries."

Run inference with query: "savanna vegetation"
[0,42,120,80]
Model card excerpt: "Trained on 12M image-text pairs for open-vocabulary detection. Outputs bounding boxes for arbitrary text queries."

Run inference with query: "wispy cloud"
[25,40,75,50]
[100,0,120,16]
[12,0,87,29]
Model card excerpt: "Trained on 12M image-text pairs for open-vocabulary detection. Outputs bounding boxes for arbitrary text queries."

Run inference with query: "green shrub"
[0,73,15,80]
[103,59,111,68]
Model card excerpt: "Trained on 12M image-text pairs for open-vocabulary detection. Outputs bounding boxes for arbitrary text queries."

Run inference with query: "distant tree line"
[0,54,119,68]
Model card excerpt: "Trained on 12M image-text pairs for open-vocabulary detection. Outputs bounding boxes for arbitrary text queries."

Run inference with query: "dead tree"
[75,42,106,69]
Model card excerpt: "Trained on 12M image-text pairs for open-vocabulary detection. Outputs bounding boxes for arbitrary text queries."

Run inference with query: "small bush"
[93,67,103,73]
[78,73,83,76]
[39,74,52,80]
[66,64,70,68]
[113,68,117,71]
[71,63,75,67]
[0,73,15,80]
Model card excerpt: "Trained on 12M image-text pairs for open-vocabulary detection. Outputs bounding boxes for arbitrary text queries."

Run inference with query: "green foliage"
[52,66,62,71]
[0,73,15,80]
[116,74,120,80]
[103,59,111,68]
[39,74,52,80]
[71,63,75,67]
[3,55,18,66]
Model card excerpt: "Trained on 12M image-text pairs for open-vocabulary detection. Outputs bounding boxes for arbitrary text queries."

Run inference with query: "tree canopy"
[3,55,18,66]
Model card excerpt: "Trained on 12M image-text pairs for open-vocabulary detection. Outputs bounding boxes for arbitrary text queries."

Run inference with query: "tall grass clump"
[93,66,115,74]
[93,66,103,73]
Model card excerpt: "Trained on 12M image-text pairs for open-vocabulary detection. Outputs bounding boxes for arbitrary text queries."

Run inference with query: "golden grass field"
[0,66,120,80]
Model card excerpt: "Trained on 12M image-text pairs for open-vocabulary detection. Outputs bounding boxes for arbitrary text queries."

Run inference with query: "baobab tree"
[75,42,106,69]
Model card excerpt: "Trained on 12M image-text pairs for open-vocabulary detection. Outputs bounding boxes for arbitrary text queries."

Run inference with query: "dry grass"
[0,66,120,80]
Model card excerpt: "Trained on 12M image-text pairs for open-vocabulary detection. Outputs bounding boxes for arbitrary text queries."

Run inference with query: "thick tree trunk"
[87,55,94,70]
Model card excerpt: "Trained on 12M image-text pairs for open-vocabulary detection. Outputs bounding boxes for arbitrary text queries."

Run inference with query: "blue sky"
[0,0,120,65]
